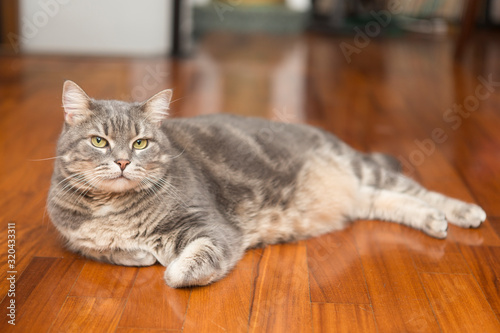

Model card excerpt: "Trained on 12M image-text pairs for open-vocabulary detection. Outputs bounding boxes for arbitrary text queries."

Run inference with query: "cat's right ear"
[62,80,92,126]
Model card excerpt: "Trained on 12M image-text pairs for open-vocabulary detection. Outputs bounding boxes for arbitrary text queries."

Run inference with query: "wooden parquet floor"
[1,31,500,332]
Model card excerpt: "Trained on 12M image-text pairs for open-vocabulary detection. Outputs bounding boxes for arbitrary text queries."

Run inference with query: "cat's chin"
[99,177,139,193]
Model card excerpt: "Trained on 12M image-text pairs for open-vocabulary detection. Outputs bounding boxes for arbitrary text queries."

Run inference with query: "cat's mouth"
[99,174,138,193]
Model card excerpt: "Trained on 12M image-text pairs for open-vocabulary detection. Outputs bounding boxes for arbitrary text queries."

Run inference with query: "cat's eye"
[91,136,108,148]
[133,139,148,150]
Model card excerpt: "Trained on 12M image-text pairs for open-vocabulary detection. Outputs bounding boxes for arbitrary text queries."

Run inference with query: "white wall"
[19,0,172,56]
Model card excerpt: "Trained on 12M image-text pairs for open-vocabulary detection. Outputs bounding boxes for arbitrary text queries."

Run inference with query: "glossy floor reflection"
[1,31,500,332]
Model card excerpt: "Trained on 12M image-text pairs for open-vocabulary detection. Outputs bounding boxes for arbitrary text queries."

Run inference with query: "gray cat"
[48,81,486,288]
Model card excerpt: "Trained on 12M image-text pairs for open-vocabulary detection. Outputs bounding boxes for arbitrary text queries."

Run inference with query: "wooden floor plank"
[49,296,126,333]
[69,261,138,298]
[0,258,57,331]
[183,267,254,332]
[248,242,312,333]
[490,217,500,240]
[118,265,190,330]
[307,229,370,304]
[8,258,84,332]
[392,59,500,218]
[459,245,500,318]
[352,221,441,332]
[1,31,500,332]
[421,272,500,332]
[0,257,85,332]
[115,329,180,333]
[0,222,82,298]
[407,235,471,274]
[0,257,55,315]
[311,303,377,333]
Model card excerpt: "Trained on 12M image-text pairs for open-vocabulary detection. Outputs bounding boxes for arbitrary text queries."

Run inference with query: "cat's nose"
[115,159,131,171]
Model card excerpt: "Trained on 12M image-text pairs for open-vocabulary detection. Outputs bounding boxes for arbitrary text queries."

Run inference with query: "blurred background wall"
[3,0,172,56]
[1,0,500,57]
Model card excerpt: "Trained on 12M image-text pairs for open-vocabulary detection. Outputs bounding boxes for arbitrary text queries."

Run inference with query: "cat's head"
[55,80,173,193]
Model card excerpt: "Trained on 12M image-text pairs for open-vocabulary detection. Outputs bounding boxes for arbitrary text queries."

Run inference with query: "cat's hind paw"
[446,203,486,229]
[422,210,448,239]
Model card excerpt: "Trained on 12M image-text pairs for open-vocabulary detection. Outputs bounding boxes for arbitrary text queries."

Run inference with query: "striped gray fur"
[48,81,487,288]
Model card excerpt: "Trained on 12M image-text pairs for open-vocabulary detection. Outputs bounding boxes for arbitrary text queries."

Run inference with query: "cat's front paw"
[446,203,486,228]
[164,258,218,288]
[422,210,448,239]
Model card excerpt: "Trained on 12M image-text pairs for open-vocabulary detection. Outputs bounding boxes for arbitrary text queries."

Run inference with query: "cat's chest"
[82,216,135,243]
[67,202,147,249]
[94,202,119,217]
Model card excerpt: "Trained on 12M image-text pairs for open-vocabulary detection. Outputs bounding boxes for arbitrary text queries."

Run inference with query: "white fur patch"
[94,204,114,217]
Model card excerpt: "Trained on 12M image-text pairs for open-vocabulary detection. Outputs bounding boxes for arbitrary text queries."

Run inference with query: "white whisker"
[146,175,188,208]
[169,148,185,160]
[28,156,64,162]
[169,96,187,105]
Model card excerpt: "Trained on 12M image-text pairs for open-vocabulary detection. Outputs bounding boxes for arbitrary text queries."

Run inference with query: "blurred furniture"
[171,0,194,57]
[455,0,483,58]
[0,0,19,53]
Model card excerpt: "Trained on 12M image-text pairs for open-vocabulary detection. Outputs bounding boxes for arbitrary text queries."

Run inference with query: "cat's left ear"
[142,89,173,126]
